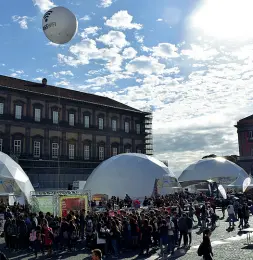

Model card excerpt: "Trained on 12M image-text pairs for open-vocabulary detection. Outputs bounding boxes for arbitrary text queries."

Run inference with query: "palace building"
[235,114,253,174]
[0,75,153,189]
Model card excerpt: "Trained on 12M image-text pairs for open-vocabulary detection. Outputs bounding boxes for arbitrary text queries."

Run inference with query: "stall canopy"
[84,153,180,198]
[178,157,249,187]
[0,152,35,203]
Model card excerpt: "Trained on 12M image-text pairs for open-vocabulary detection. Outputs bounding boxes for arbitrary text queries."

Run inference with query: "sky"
[1,0,253,175]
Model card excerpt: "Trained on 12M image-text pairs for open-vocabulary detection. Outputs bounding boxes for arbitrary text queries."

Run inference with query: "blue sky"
[1,0,253,175]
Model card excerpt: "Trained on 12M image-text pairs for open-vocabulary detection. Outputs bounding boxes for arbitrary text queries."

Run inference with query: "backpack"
[197,242,204,256]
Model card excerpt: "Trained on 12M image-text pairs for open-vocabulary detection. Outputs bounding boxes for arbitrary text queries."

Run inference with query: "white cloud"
[105,10,142,30]
[58,38,124,72]
[82,73,131,89]
[80,15,91,21]
[152,43,179,58]
[33,77,43,82]
[122,47,137,59]
[32,0,55,13]
[99,0,113,8]
[10,70,24,77]
[126,56,166,75]
[46,42,60,47]
[80,26,101,38]
[12,16,34,29]
[55,80,70,86]
[53,70,74,78]
[97,31,129,49]
[157,18,163,22]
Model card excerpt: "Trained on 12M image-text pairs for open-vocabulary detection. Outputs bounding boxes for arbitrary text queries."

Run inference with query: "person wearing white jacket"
[227,203,235,228]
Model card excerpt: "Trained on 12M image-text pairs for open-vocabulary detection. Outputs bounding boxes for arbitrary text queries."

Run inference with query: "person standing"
[227,203,235,229]
[178,214,188,248]
[186,214,193,246]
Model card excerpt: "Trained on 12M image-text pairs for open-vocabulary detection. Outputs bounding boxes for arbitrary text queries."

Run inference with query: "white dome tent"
[84,153,180,198]
[228,173,253,188]
[178,157,249,188]
[0,152,35,203]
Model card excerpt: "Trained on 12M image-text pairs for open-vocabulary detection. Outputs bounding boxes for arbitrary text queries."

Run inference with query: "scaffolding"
[144,113,153,155]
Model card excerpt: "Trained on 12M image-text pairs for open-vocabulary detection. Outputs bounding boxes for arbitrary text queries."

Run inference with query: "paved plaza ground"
[3,210,253,259]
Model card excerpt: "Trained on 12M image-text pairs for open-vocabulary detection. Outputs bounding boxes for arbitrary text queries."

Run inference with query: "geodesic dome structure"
[0,152,34,203]
[179,157,249,187]
[84,153,180,198]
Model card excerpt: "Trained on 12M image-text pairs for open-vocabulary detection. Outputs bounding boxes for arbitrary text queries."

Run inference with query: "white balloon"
[218,184,227,199]
[243,177,251,193]
[42,6,78,44]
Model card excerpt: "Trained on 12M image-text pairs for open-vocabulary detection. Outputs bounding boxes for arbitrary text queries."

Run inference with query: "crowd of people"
[0,191,252,259]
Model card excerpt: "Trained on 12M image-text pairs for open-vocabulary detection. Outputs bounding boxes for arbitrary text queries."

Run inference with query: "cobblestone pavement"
[3,210,253,259]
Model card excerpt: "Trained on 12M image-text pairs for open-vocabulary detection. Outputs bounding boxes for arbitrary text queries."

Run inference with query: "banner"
[36,196,54,214]
[59,195,88,217]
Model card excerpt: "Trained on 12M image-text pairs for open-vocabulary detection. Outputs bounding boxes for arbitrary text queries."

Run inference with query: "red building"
[235,115,253,174]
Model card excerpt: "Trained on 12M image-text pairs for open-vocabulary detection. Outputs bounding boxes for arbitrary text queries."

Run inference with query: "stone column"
[26,98,31,118]
[132,138,136,153]
[106,136,110,158]
[78,107,81,124]
[78,132,82,157]
[92,110,96,127]
[44,128,49,158]
[92,135,96,159]
[62,104,66,121]
[120,137,123,153]
[119,113,123,131]
[62,132,66,157]
[5,124,11,153]
[6,94,11,114]
[45,101,49,119]
[25,128,31,155]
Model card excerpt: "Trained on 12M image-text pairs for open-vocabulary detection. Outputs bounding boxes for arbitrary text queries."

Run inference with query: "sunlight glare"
[191,0,253,40]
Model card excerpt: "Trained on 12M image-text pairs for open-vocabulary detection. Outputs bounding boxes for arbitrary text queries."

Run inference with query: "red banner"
[60,196,88,217]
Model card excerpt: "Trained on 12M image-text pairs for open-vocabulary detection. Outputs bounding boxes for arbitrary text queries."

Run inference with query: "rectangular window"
[33,141,40,158]
[112,147,118,156]
[15,105,22,119]
[136,123,141,134]
[53,111,59,124]
[125,121,129,133]
[84,115,90,128]
[249,131,253,139]
[84,145,90,160]
[14,140,21,155]
[69,144,75,159]
[125,148,131,153]
[99,146,104,160]
[34,108,41,122]
[0,103,4,115]
[0,139,3,152]
[69,113,75,126]
[52,143,59,158]
[112,119,117,131]
[137,149,142,154]
[98,118,104,130]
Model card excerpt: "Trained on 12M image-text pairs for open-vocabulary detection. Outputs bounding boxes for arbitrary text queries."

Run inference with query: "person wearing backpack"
[197,229,213,259]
